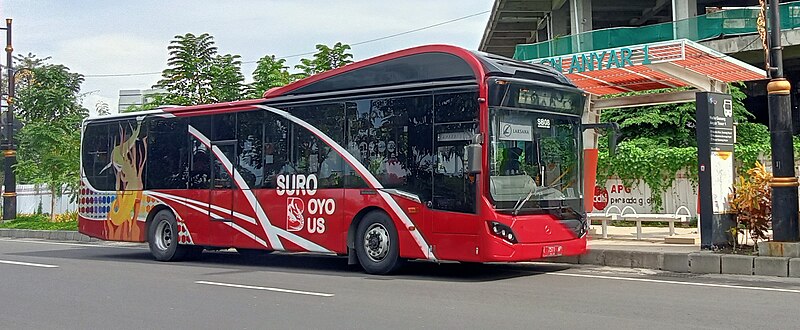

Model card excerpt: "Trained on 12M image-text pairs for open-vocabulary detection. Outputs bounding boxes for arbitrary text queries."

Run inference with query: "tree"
[208,54,245,102]
[600,84,752,148]
[295,42,353,78]
[95,101,111,116]
[249,55,293,98]
[13,58,88,220]
[153,33,218,105]
[15,64,85,122]
[16,115,84,220]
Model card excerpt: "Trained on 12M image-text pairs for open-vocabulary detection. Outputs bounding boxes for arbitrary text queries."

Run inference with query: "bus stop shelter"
[515,38,767,210]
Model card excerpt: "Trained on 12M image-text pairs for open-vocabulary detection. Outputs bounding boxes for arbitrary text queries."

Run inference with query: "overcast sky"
[3,0,493,115]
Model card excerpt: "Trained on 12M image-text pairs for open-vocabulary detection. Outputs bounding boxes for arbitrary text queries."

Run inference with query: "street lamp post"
[766,0,800,242]
[1,18,14,221]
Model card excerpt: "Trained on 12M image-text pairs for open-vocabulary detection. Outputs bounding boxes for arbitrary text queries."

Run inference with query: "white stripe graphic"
[253,105,436,260]
[149,190,330,253]
[188,126,284,250]
[151,192,270,248]
[147,190,257,224]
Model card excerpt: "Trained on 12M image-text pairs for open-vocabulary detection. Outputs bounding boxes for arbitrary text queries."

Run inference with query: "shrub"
[54,211,78,223]
[728,161,772,245]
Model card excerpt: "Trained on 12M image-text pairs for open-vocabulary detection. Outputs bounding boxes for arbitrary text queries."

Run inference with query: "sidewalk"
[545,224,800,278]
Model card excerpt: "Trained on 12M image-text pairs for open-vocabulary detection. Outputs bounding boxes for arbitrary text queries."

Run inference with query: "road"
[1,238,799,330]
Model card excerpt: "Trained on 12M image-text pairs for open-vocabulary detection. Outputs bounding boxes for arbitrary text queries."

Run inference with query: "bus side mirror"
[583,122,620,156]
[608,128,618,156]
[465,143,482,174]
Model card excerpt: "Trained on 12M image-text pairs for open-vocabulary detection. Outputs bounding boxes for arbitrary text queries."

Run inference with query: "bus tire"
[147,209,190,261]
[355,211,404,274]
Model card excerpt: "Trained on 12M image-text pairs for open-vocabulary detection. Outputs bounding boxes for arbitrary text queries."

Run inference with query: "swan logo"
[286,197,305,232]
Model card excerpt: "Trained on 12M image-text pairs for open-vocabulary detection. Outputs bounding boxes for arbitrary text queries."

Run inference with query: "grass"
[0,214,78,231]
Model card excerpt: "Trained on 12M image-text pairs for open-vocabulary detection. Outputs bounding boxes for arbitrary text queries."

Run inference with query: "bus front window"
[488,108,581,211]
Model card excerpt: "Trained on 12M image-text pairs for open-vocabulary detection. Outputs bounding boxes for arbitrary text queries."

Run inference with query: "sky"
[2,0,494,115]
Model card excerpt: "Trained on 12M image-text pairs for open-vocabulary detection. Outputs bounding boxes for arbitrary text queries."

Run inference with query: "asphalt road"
[1,238,799,330]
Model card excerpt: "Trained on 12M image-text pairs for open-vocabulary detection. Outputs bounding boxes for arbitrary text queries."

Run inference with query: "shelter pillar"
[569,0,593,52]
[583,95,600,213]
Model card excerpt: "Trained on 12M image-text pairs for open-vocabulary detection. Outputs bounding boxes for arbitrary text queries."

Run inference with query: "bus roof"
[263,44,575,99]
[91,45,576,123]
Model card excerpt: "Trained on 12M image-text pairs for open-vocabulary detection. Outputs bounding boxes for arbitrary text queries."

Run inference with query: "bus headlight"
[488,221,518,244]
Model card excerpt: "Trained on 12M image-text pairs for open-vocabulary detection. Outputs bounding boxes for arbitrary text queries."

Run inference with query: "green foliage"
[597,83,761,211]
[209,54,245,102]
[15,64,86,122]
[728,162,772,244]
[12,56,88,221]
[0,214,77,230]
[600,84,751,148]
[249,55,294,98]
[295,42,354,78]
[597,141,698,210]
[95,101,111,116]
[736,122,770,146]
[16,114,84,198]
[153,33,218,105]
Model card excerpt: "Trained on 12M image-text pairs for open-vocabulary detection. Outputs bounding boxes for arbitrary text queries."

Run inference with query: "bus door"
[210,141,236,226]
[430,122,479,235]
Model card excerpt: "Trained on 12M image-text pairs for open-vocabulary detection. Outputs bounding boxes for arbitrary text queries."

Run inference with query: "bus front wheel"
[355,211,404,274]
[148,209,199,261]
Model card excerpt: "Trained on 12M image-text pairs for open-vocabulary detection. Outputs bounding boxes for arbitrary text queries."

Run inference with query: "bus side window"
[290,103,346,189]
[188,116,213,189]
[82,123,113,191]
[145,117,189,190]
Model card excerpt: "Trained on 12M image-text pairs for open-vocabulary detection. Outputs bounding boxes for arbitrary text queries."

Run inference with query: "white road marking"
[548,272,800,294]
[0,259,59,268]
[195,280,334,297]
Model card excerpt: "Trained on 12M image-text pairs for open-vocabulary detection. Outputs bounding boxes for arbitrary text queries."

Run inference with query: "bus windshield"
[488,81,583,212]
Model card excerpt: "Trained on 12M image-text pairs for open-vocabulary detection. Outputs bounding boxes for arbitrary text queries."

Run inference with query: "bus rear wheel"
[355,211,404,274]
[148,209,197,261]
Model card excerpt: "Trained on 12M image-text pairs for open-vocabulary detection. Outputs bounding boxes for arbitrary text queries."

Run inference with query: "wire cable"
[83,10,491,78]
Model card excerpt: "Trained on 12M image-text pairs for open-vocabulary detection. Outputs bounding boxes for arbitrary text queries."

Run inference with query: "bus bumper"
[480,236,587,262]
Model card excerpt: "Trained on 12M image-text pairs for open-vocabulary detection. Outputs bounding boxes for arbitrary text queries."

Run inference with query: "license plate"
[542,245,563,257]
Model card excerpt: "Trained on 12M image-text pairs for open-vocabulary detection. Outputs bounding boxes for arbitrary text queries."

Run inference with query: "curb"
[0,228,100,243]
[547,248,800,278]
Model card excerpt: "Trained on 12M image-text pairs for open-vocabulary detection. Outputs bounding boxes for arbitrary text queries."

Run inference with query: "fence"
[1,184,77,215]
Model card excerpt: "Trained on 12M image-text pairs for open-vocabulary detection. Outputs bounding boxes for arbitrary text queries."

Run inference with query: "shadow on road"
[9,244,571,282]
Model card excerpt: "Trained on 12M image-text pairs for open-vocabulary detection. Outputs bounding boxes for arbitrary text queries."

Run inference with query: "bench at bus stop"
[587,206,692,240]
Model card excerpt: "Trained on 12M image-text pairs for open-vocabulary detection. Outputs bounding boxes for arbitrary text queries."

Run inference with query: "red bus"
[79,45,593,274]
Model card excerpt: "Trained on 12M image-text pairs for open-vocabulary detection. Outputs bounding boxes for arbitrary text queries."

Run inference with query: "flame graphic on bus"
[102,121,147,241]
[286,197,305,232]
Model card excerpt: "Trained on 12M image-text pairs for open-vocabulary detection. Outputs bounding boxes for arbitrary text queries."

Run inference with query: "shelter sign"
[533,44,665,74]
[696,92,735,249]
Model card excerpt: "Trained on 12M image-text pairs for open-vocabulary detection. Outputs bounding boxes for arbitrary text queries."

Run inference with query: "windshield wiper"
[512,185,536,215]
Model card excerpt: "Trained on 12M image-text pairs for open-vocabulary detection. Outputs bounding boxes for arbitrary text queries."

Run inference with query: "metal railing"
[514,1,800,61]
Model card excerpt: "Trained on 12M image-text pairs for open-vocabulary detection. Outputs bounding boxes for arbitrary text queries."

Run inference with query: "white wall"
[5,184,77,215]
[592,175,697,217]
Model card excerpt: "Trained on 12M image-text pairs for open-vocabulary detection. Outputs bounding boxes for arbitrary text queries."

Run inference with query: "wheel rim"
[364,223,390,262]
[154,220,173,251]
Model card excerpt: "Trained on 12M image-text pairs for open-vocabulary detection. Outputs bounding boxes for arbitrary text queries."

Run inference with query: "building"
[117,88,165,112]
[479,0,800,127]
